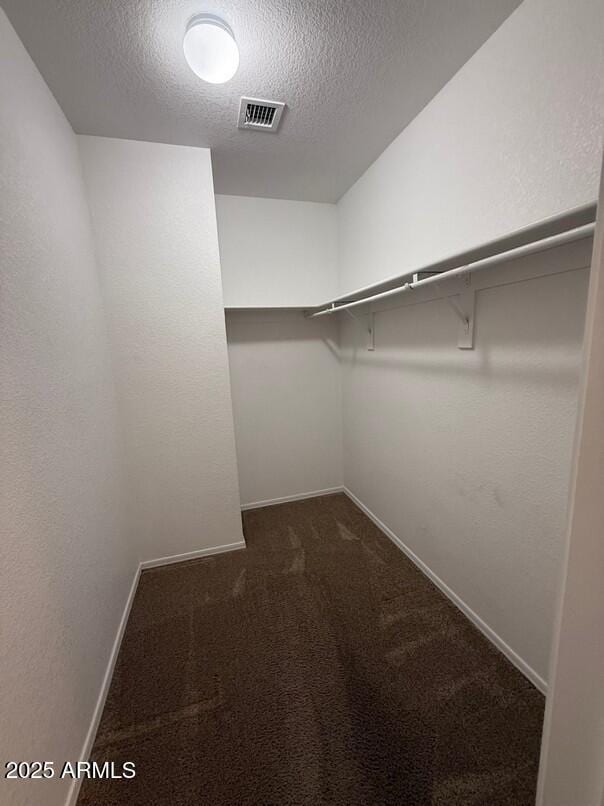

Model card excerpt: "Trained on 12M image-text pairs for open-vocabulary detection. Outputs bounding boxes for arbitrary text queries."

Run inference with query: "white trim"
[343,487,548,694]
[140,541,246,570]
[241,486,344,511]
[65,538,245,805]
[66,563,141,806]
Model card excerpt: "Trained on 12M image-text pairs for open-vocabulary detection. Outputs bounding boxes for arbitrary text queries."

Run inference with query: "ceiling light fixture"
[183,14,239,84]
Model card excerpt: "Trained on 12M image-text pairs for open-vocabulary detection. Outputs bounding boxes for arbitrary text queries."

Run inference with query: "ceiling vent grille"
[238,97,285,132]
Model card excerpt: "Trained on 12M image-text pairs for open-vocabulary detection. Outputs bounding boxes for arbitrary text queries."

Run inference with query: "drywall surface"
[79,136,243,561]
[226,311,342,506]
[340,241,590,682]
[216,195,338,307]
[219,197,342,506]
[537,164,604,806]
[338,0,604,293]
[0,11,132,806]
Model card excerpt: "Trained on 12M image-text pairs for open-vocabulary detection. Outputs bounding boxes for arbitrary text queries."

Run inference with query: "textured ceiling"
[3,0,521,202]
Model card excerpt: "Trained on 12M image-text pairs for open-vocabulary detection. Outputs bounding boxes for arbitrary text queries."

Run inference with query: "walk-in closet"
[2,1,604,804]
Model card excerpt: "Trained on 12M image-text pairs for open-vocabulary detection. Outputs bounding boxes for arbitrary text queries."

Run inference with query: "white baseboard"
[140,541,246,570]
[343,487,548,694]
[66,563,140,806]
[241,486,344,511]
[66,538,245,805]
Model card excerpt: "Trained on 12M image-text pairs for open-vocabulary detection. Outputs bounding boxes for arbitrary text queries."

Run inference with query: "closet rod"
[308,220,595,319]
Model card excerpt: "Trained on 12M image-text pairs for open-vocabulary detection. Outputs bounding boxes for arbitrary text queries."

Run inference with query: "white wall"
[336,0,604,684]
[217,195,342,506]
[338,0,604,293]
[226,311,342,507]
[537,160,604,806]
[341,242,590,684]
[79,136,243,561]
[216,194,337,307]
[0,12,133,806]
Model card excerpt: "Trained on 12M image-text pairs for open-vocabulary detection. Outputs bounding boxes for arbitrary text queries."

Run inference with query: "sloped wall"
[338,0,604,293]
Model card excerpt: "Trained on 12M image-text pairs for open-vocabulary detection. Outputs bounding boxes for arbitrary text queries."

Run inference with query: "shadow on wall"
[342,268,589,389]
[225,310,341,360]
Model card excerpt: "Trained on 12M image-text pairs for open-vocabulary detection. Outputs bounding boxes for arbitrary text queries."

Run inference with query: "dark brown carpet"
[78,493,544,805]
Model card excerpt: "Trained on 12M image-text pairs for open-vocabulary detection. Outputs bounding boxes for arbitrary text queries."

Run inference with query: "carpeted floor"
[78,493,544,805]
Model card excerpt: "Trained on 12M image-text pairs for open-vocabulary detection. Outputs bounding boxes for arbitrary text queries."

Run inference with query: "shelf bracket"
[449,288,475,349]
[433,273,474,349]
[343,308,374,350]
[367,312,375,351]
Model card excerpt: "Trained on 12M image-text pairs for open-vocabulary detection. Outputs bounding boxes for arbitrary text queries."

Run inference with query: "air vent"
[238,97,285,132]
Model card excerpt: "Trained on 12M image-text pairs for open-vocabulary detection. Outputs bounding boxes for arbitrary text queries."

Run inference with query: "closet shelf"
[223,201,596,347]
[308,201,596,319]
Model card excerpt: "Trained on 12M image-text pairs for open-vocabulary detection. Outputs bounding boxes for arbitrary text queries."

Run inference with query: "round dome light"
[183,14,239,84]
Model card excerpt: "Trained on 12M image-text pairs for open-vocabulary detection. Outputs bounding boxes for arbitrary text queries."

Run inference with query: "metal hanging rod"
[307,201,596,319]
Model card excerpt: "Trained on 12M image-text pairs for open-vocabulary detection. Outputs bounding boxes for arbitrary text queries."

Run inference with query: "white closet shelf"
[223,202,596,320]
[308,201,596,318]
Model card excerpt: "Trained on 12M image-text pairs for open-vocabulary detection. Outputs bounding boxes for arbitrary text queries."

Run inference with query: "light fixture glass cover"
[183,14,239,84]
